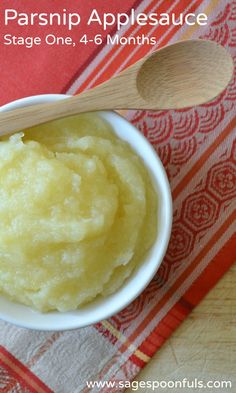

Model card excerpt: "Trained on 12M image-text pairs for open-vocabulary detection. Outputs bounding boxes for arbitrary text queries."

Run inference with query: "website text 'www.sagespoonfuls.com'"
[86,378,233,391]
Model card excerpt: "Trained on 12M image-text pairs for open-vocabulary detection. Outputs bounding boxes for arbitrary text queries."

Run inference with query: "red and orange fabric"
[0,1,235,392]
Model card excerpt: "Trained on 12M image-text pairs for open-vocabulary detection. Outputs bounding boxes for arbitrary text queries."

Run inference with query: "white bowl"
[0,94,172,330]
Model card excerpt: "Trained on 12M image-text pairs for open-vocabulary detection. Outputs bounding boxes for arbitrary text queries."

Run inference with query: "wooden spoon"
[0,39,233,136]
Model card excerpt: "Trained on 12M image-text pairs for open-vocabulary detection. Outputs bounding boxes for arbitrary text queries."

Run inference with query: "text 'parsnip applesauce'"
[0,114,157,312]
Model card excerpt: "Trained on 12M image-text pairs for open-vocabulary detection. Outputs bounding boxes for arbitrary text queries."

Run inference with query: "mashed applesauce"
[0,114,157,312]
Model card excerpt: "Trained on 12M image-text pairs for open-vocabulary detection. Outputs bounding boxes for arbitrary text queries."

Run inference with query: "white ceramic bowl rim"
[0,94,172,330]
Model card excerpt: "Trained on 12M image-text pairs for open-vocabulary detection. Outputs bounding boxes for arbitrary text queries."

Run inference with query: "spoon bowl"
[0,39,233,136]
[136,40,234,109]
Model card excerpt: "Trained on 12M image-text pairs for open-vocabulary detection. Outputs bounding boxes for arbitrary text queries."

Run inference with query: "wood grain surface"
[0,41,233,136]
[127,263,236,393]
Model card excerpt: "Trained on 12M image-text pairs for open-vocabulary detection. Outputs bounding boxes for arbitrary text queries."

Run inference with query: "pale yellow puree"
[0,114,157,312]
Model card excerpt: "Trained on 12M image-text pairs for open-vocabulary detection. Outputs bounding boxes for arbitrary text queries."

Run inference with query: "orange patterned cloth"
[0,1,235,392]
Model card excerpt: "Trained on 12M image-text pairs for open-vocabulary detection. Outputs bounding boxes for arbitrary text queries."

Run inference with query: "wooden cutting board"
[127,263,236,393]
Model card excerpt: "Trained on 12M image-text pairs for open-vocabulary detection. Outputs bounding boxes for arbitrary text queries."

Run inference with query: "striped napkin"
[0,1,235,392]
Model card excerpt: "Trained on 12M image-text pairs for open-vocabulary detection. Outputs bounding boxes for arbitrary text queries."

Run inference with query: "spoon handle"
[0,74,140,137]
[0,91,112,137]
